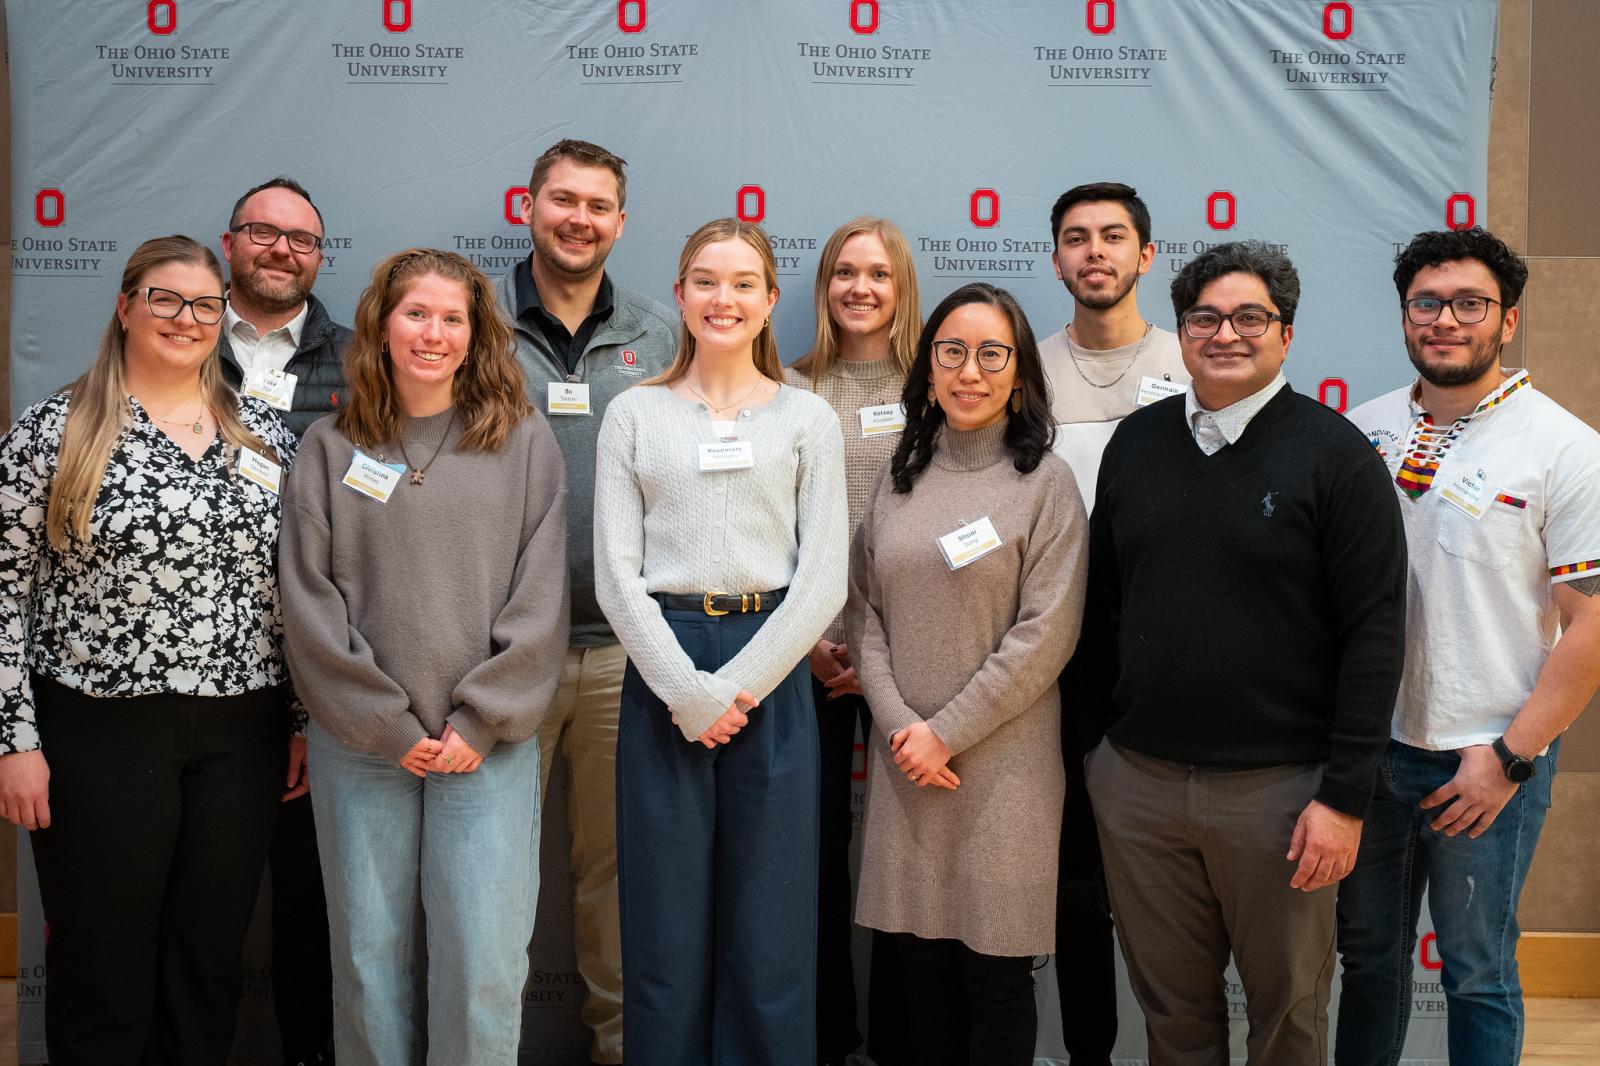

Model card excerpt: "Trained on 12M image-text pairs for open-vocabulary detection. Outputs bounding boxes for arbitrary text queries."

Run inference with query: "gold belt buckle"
[703,590,730,616]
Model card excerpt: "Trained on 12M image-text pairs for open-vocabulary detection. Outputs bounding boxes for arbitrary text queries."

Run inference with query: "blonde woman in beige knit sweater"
[846,282,1088,1066]
[783,216,921,1064]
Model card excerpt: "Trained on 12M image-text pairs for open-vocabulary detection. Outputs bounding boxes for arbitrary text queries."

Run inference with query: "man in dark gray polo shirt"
[494,139,674,1066]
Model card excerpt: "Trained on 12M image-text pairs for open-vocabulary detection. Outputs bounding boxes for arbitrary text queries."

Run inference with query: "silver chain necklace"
[1065,321,1152,389]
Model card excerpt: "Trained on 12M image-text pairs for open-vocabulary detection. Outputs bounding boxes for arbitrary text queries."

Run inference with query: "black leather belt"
[653,589,787,616]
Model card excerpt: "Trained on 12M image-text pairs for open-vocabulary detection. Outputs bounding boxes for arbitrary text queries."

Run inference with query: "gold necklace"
[144,397,205,435]
[684,376,766,414]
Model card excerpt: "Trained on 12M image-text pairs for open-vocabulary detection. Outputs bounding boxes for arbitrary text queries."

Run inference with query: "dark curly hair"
[889,283,1055,494]
[1170,240,1299,327]
[1392,227,1527,308]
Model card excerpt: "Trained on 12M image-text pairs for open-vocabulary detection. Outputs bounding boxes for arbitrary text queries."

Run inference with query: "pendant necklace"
[398,409,458,486]
[145,397,205,435]
[685,375,765,416]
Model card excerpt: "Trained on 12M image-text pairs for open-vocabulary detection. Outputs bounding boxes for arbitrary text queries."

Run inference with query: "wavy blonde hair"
[46,235,272,549]
[790,216,921,383]
[338,249,531,451]
[647,218,783,386]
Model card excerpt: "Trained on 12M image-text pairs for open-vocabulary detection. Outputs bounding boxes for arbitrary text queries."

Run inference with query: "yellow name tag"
[1439,468,1489,520]
[341,449,404,503]
[547,381,592,415]
[937,516,1002,570]
[237,446,282,495]
[244,368,297,411]
[698,441,754,472]
[858,402,907,437]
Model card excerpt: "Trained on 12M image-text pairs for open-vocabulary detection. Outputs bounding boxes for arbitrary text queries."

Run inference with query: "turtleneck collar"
[932,419,1010,472]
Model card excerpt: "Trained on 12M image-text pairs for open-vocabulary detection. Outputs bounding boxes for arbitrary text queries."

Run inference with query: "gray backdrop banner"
[8,1,1493,1063]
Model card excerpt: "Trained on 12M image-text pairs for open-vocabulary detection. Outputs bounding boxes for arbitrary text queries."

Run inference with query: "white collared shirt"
[223,303,307,379]
[1349,370,1600,749]
[1184,372,1287,455]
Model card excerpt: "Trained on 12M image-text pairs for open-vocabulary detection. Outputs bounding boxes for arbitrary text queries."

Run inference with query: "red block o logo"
[148,0,176,34]
[1446,193,1476,231]
[1323,2,1354,40]
[618,0,646,32]
[970,189,1000,228]
[36,188,65,227]
[737,185,766,223]
[1087,0,1115,35]
[504,186,528,226]
[850,0,879,35]
[383,0,411,33]
[1420,932,1442,971]
[1206,191,1236,230]
[1318,378,1349,413]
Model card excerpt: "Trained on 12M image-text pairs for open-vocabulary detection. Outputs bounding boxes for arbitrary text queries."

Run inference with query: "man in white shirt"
[219,177,352,438]
[220,176,350,1066]
[1042,181,1188,1066]
[1338,227,1600,1066]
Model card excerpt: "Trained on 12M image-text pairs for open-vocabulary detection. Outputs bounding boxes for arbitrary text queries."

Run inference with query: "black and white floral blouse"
[0,391,299,754]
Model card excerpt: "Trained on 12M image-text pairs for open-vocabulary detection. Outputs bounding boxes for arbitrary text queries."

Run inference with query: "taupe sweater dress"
[846,421,1088,956]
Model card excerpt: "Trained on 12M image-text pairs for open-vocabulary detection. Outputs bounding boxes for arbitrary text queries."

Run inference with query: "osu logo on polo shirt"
[616,349,645,374]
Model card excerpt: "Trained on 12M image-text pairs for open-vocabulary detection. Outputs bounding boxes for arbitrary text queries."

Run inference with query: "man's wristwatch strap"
[1491,736,1536,784]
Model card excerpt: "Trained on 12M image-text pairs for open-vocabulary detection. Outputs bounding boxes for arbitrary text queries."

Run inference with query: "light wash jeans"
[308,720,541,1066]
[1336,738,1558,1066]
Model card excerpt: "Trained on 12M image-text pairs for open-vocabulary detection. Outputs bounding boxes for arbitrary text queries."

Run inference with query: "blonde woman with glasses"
[0,235,299,1064]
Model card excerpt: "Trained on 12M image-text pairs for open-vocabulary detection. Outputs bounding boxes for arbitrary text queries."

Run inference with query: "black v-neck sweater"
[1068,385,1406,816]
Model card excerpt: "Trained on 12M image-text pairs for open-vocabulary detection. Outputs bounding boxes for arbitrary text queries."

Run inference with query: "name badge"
[547,381,592,415]
[237,446,282,495]
[1135,375,1185,407]
[244,368,297,411]
[937,516,1003,570]
[698,441,754,472]
[342,449,406,503]
[1440,467,1490,520]
[858,402,907,437]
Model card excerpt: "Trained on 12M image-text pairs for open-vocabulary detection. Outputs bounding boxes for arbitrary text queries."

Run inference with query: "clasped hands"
[891,721,959,790]
[398,724,483,778]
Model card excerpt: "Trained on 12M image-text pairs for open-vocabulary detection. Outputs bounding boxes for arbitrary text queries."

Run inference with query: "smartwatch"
[1491,736,1536,784]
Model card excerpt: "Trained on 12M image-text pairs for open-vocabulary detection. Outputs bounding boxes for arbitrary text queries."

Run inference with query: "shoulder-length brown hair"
[338,249,531,451]
[646,218,783,386]
[791,216,921,383]
[46,235,272,549]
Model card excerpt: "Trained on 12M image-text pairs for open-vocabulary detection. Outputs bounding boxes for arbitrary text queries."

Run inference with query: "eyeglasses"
[932,339,1015,372]
[131,286,227,325]
[1180,308,1284,339]
[1403,295,1501,326]
[231,221,323,254]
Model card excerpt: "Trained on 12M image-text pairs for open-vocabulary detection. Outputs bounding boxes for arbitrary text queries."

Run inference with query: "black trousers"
[29,676,287,1066]
[811,677,910,1063]
[896,934,1037,1066]
[1056,748,1118,1065]
[269,792,333,1063]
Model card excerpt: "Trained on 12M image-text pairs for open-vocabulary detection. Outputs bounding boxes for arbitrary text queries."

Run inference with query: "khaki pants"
[1085,739,1336,1066]
[537,643,627,1064]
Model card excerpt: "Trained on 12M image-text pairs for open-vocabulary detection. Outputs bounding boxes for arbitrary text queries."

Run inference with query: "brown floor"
[0,985,1594,1063]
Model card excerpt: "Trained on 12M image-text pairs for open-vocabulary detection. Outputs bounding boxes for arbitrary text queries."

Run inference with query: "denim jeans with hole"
[1335,738,1557,1066]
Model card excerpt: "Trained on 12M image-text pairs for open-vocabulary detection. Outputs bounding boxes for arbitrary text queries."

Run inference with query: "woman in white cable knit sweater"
[592,217,847,1065]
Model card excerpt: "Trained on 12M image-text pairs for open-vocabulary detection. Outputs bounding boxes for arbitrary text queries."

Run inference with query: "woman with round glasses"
[846,282,1088,1065]
[783,215,920,1062]
[0,235,299,1063]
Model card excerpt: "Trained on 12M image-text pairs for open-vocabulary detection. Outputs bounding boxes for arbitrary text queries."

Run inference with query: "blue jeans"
[308,721,541,1066]
[1336,738,1557,1066]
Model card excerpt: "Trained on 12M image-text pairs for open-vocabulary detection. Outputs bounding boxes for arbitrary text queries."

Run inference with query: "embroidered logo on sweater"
[1262,492,1277,518]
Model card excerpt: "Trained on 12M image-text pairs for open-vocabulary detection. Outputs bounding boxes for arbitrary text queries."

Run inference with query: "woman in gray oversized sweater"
[846,282,1088,1066]
[281,250,568,1064]
[593,219,847,1065]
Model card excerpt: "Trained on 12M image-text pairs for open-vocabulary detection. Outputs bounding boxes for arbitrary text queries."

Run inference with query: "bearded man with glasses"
[1068,240,1407,1063]
[219,176,351,1066]
[1336,227,1600,1066]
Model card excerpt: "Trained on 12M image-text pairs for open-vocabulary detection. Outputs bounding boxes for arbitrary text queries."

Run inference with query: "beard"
[533,227,609,280]
[1406,331,1502,388]
[232,256,312,315]
[1066,268,1139,312]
